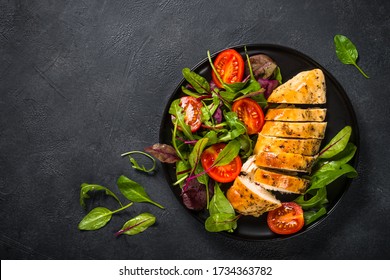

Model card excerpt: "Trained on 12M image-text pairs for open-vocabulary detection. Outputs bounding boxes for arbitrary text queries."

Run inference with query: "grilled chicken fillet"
[267,69,326,104]
[226,176,281,217]
[255,151,317,173]
[254,134,322,156]
[261,121,327,139]
[253,168,309,194]
[265,107,327,122]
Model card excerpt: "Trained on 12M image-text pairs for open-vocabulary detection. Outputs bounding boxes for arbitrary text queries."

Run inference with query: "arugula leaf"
[182,68,211,94]
[319,126,352,159]
[212,140,241,167]
[121,151,157,173]
[334,34,369,78]
[181,86,201,97]
[304,207,327,225]
[202,130,219,145]
[169,99,194,140]
[200,97,219,123]
[117,175,164,209]
[218,112,246,142]
[80,183,123,209]
[115,213,156,236]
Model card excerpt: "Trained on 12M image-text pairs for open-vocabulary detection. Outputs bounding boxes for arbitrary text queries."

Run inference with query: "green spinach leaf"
[209,184,235,216]
[334,34,369,78]
[308,163,357,192]
[117,175,164,209]
[206,184,238,232]
[304,207,327,225]
[80,183,123,209]
[205,213,239,232]
[78,202,133,231]
[295,187,328,210]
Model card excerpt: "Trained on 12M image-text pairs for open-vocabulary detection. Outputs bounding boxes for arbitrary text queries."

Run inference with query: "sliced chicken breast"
[267,69,326,104]
[254,168,309,194]
[226,176,281,217]
[255,151,317,173]
[254,134,322,156]
[265,107,327,122]
[260,121,327,139]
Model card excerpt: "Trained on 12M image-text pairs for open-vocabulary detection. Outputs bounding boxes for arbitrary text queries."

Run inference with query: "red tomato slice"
[267,202,304,235]
[232,98,265,135]
[212,49,245,88]
[176,96,202,132]
[200,143,242,183]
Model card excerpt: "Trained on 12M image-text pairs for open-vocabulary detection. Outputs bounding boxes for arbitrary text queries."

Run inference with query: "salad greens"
[117,175,164,209]
[334,34,369,78]
[159,48,281,232]
[115,213,156,237]
[295,125,358,225]
[78,174,163,235]
[121,151,157,173]
[78,203,133,231]
[80,183,123,209]
[205,184,239,232]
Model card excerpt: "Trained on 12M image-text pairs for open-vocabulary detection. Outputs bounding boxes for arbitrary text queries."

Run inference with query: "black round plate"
[159,44,359,241]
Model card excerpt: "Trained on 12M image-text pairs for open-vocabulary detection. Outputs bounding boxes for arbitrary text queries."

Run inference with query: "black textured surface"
[1,0,389,260]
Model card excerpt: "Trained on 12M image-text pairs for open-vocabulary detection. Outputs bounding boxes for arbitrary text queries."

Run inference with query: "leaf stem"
[111,202,134,215]
[150,201,165,209]
[353,62,369,78]
[172,120,185,161]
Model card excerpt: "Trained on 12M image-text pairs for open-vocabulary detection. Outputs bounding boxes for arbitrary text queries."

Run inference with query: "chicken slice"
[260,121,327,139]
[226,176,281,217]
[254,134,322,156]
[254,168,309,194]
[267,69,326,104]
[255,151,317,173]
[265,107,327,122]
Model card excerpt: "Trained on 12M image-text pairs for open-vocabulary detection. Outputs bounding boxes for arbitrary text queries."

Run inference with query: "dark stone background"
[1,0,389,259]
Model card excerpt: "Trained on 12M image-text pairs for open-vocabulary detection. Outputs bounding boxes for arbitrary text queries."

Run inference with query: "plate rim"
[159,43,360,241]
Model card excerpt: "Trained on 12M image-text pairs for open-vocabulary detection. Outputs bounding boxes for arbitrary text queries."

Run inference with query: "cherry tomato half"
[200,143,242,183]
[212,49,245,88]
[175,96,203,132]
[267,202,304,235]
[232,98,265,135]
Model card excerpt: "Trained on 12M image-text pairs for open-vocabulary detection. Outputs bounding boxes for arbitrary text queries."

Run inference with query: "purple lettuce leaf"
[144,143,180,163]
